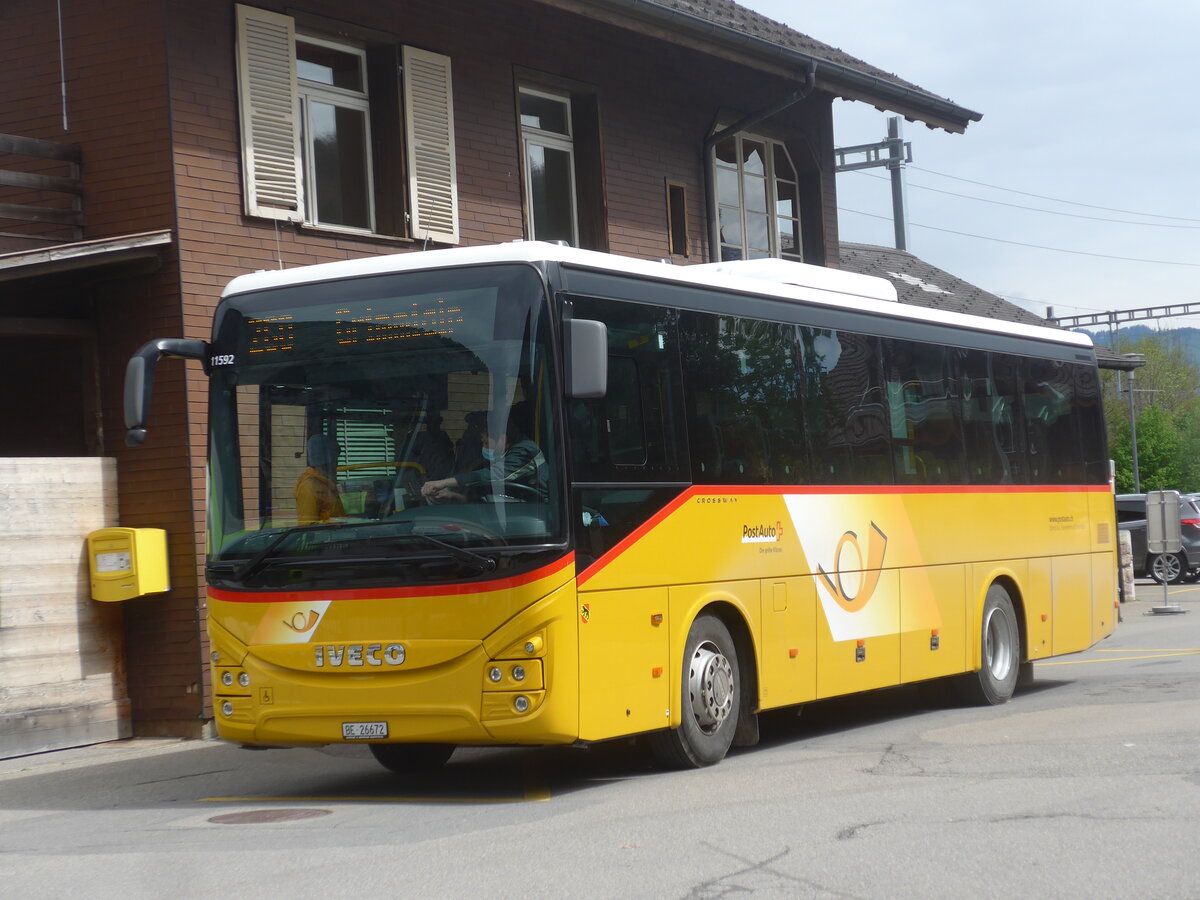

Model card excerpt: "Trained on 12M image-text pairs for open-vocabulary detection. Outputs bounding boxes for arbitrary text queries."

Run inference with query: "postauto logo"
[741,520,783,544]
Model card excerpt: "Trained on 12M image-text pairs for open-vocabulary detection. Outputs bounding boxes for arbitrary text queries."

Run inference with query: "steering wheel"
[464,479,542,502]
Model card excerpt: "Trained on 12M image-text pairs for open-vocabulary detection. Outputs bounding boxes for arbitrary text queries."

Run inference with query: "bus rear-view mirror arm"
[124,338,209,446]
[564,318,607,399]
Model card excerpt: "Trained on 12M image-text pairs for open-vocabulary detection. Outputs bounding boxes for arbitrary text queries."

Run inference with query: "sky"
[739,0,1200,327]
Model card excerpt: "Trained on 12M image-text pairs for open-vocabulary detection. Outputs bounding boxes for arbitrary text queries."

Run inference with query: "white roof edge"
[690,258,899,303]
[221,242,1093,351]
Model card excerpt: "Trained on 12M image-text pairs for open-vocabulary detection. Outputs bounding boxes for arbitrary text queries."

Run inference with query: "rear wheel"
[957,583,1020,705]
[1150,553,1186,585]
[369,742,454,774]
[648,614,741,769]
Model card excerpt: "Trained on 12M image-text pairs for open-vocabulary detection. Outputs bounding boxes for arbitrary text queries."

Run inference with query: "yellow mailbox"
[87,527,170,602]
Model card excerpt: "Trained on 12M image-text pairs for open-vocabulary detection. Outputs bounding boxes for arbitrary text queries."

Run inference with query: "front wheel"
[648,614,741,769]
[369,742,454,774]
[1150,553,1186,585]
[956,583,1020,705]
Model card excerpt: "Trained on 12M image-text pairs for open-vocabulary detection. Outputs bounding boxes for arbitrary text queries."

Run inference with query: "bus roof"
[222,242,1092,351]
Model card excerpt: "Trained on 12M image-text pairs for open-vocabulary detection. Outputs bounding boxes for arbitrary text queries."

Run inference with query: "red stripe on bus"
[692,483,1112,496]
[208,552,575,604]
[575,483,1110,587]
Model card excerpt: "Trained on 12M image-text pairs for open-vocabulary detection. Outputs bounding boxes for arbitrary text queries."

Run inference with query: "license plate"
[342,721,388,740]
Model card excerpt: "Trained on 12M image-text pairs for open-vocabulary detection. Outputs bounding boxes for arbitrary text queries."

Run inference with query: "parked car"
[1114,493,1200,584]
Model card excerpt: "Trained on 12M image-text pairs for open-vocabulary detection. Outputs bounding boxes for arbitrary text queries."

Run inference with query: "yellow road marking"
[1039,649,1200,666]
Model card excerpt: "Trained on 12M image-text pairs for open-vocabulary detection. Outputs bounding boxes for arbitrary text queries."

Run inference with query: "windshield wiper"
[407,532,497,573]
[223,521,497,583]
[233,522,341,582]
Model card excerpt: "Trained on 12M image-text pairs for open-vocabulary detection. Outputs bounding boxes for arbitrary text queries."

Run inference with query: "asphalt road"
[2,582,1198,899]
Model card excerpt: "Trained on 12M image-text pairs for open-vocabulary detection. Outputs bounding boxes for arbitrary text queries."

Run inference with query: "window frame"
[518,86,580,247]
[235,4,459,244]
[295,33,376,234]
[712,130,803,263]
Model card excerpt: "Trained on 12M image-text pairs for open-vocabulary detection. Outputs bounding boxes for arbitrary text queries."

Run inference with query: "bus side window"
[959,349,1023,484]
[802,329,889,485]
[680,312,804,485]
[565,296,687,483]
[607,356,646,465]
[884,338,965,485]
[1023,357,1078,484]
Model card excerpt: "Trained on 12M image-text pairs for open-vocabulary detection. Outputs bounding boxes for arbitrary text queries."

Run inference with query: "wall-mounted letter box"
[87,527,170,602]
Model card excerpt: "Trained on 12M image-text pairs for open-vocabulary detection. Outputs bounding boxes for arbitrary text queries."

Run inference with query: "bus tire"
[649,614,740,769]
[369,742,454,774]
[956,583,1020,705]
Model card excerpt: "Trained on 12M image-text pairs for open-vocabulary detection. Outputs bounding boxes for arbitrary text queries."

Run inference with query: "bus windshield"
[205,263,563,587]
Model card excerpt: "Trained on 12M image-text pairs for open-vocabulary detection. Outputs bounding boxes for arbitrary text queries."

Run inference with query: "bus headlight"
[221,671,233,687]
[512,665,526,681]
[488,666,503,683]
[238,672,250,687]
[221,701,234,717]
[514,696,530,713]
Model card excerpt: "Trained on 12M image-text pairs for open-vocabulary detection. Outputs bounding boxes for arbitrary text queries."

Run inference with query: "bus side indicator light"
[652,667,663,677]
[930,629,940,651]
[788,648,798,658]
[855,640,866,663]
[650,613,663,626]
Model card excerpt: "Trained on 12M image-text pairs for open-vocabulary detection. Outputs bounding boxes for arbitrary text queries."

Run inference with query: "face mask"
[482,447,495,462]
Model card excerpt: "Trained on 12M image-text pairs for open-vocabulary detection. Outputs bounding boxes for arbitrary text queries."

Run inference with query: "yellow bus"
[125,242,1118,770]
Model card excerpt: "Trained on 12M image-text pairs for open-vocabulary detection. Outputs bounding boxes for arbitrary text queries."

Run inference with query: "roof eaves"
[573,0,982,133]
[0,230,173,283]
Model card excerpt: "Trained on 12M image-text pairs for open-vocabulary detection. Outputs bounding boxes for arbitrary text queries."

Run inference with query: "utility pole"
[1128,363,1141,493]
[834,116,913,251]
[887,117,910,251]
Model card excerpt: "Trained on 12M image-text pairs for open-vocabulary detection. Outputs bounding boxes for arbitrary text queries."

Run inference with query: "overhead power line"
[907,165,1200,224]
[849,170,1200,229]
[839,208,1200,267]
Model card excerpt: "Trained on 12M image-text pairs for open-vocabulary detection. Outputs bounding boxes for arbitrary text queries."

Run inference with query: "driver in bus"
[420,402,547,503]
[295,434,345,524]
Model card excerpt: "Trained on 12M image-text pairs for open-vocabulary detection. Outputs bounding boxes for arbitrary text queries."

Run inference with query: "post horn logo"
[816,522,889,613]
[283,609,321,633]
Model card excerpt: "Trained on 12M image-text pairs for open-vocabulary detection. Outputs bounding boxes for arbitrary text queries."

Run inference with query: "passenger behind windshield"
[295,435,345,524]
[421,402,547,503]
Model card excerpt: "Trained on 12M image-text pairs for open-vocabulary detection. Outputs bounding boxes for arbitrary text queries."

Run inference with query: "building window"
[235,4,459,243]
[666,180,689,257]
[519,87,578,246]
[713,133,801,262]
[296,37,373,231]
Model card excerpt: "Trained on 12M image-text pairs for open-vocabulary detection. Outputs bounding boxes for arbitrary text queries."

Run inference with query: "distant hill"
[1077,325,1200,370]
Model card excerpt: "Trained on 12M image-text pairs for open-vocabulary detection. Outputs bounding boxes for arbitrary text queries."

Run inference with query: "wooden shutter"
[403,47,459,244]
[236,5,303,221]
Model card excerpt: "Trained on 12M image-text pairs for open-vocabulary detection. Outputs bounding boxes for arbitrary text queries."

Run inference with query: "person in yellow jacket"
[295,434,344,524]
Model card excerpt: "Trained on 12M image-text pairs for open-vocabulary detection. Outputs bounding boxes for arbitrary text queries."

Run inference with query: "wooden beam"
[0,202,83,227]
[0,169,82,194]
[0,133,82,162]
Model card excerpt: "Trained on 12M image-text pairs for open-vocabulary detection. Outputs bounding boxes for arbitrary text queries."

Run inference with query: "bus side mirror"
[564,319,607,399]
[124,338,209,446]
